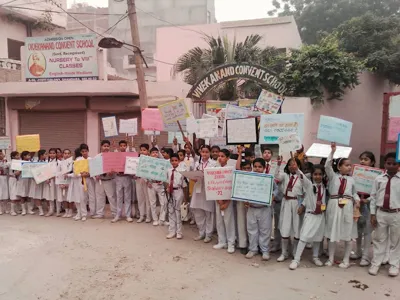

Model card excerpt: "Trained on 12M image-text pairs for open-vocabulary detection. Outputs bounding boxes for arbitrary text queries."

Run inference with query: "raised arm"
[275,156,285,182]
[325,142,336,181]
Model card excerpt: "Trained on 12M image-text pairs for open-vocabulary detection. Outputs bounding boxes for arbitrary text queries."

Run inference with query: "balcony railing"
[0,58,21,70]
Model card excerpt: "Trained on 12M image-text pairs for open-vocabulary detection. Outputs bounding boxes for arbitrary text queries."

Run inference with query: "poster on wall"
[25,34,98,82]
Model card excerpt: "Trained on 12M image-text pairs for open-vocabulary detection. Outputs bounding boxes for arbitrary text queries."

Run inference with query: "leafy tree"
[268,0,400,44]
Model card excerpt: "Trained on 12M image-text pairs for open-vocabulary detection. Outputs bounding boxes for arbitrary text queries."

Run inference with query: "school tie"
[315,185,322,214]
[383,175,393,209]
[285,175,295,197]
[266,163,270,174]
[169,169,175,195]
[338,177,347,196]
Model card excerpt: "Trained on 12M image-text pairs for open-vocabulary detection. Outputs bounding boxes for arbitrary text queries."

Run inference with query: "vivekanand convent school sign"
[187,63,287,101]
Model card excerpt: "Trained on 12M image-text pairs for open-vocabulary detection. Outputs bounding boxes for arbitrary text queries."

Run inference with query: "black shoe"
[239,248,248,255]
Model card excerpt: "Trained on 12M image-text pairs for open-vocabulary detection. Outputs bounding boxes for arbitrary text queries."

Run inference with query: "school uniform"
[167,167,187,237]
[236,200,248,249]
[215,199,236,250]
[67,159,85,220]
[147,179,167,224]
[29,160,45,201]
[42,159,56,201]
[8,168,18,201]
[0,161,9,201]
[136,177,151,221]
[16,171,30,198]
[94,171,117,218]
[115,172,133,220]
[190,159,217,240]
[370,172,400,271]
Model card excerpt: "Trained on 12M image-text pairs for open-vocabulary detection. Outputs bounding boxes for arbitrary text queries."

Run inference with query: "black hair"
[310,164,327,194]
[74,148,82,159]
[101,140,110,146]
[244,149,254,157]
[253,157,266,168]
[177,149,185,156]
[63,148,71,154]
[211,145,221,151]
[150,147,159,153]
[164,148,174,158]
[170,153,179,160]
[220,149,230,158]
[241,159,252,169]
[10,151,19,159]
[80,144,89,151]
[261,146,273,156]
[56,148,62,153]
[37,149,46,161]
[332,157,350,173]
[284,157,302,174]
[303,161,314,173]
[119,140,128,146]
[230,154,239,160]
[48,148,57,162]
[359,151,376,167]
[384,152,397,162]
[140,144,150,150]
[198,145,211,164]
[21,151,30,160]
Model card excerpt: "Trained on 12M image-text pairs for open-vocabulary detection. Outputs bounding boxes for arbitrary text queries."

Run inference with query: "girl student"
[275,156,304,262]
[289,165,327,270]
[29,149,46,216]
[0,151,9,215]
[191,145,217,243]
[15,151,32,216]
[9,151,20,216]
[42,148,57,217]
[77,144,91,222]
[57,149,72,218]
[213,149,236,254]
[324,142,360,269]
[350,151,376,266]
[66,148,85,220]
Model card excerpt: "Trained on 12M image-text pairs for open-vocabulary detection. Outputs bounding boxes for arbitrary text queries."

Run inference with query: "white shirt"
[370,172,400,214]
[167,167,187,189]
[276,169,303,199]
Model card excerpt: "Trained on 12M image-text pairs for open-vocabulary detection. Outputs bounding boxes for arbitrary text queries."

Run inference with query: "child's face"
[56,149,62,159]
[81,149,89,159]
[140,147,149,156]
[170,157,179,168]
[63,150,71,159]
[263,150,272,161]
[253,162,265,173]
[178,152,184,161]
[218,152,228,166]
[338,159,352,175]
[211,148,220,160]
[250,155,255,163]
[184,145,191,154]
[119,143,127,152]
[0,152,4,160]
[162,152,170,159]
[49,151,56,160]
[40,152,47,160]
[150,151,159,158]
[14,153,20,160]
[24,154,31,161]
[312,169,323,184]
[359,154,373,167]
[101,143,110,153]
[288,160,298,174]
[242,164,252,172]
[201,148,210,160]
[384,157,399,174]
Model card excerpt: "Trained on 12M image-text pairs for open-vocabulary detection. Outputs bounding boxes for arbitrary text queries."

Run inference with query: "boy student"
[369,153,400,277]
[93,140,117,219]
[113,140,133,223]
[136,144,151,223]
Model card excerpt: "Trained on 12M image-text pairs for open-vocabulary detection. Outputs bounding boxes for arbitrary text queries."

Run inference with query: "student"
[162,148,174,160]
[79,143,96,218]
[213,149,236,254]
[211,145,220,161]
[67,148,85,220]
[183,142,195,171]
[8,151,20,216]
[16,151,31,215]
[289,165,327,270]
[0,151,9,215]
[56,148,63,161]
[136,143,151,223]
[262,147,273,174]
[244,149,255,164]
[324,142,360,268]
[244,158,277,260]
[42,148,57,217]
[94,140,117,219]
[369,152,400,277]
[29,149,46,216]
[166,153,187,239]
[276,157,304,262]
[191,145,216,242]
[59,149,72,218]
[350,151,376,266]
[146,147,168,226]
[113,140,133,223]
[177,150,185,163]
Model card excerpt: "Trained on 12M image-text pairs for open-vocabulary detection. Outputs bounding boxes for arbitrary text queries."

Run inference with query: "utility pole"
[127,0,148,110]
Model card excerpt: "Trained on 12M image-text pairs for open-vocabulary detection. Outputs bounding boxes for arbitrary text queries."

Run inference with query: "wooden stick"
[177,120,186,139]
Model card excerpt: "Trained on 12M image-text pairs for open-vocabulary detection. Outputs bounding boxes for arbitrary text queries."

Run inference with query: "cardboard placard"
[124,157,140,175]
[136,155,170,182]
[231,171,274,205]
[278,134,302,155]
[21,162,47,179]
[255,90,283,114]
[226,118,258,145]
[352,164,385,195]
[102,116,118,137]
[158,99,189,123]
[88,156,104,177]
[259,114,304,144]
[317,115,353,146]
[141,108,164,131]
[119,118,138,135]
[306,143,352,159]
[204,167,234,201]
[102,152,138,173]
[16,134,40,153]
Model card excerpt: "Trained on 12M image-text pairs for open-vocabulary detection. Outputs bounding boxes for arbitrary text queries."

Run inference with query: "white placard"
[204,167,234,201]
[119,118,138,135]
[125,157,140,175]
[179,170,204,181]
[102,116,118,137]
[278,134,302,155]
[389,94,400,118]
[11,159,23,171]
[306,143,352,159]
[226,118,258,145]
[197,118,218,138]
[0,137,11,150]
[59,157,73,175]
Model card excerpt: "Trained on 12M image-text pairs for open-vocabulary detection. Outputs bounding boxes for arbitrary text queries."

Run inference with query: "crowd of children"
[0,139,399,277]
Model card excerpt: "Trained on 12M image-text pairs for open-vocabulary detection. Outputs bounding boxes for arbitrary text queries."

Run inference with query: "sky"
[66,0,274,22]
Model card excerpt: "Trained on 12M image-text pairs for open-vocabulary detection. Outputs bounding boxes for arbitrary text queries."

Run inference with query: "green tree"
[268,0,400,44]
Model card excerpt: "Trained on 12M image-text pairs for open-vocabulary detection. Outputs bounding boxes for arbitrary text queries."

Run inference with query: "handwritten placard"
[389,94,400,118]
[278,134,302,155]
[89,156,104,177]
[226,118,258,145]
[141,108,164,131]
[168,132,186,144]
[119,118,138,135]
[56,161,70,185]
[306,143,352,159]
[136,155,170,182]
[179,170,204,181]
[317,115,353,146]
[16,134,40,153]
[255,90,283,114]
[223,104,250,136]
[231,170,274,205]
[21,162,47,179]
[124,157,140,175]
[352,165,385,195]
[163,119,187,132]
[0,137,11,150]
[31,162,56,184]
[197,117,218,138]
[11,159,23,171]
[103,152,138,173]
[59,157,73,175]
[259,114,304,144]
[158,99,189,123]
[102,116,118,137]
[204,167,234,201]
[74,159,89,175]
[387,117,400,142]
[269,160,287,175]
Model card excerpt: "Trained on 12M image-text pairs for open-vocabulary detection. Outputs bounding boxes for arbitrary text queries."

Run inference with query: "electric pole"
[127,0,148,110]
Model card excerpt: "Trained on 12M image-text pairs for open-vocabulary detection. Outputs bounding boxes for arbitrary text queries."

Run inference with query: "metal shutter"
[19,111,86,152]
[99,112,169,152]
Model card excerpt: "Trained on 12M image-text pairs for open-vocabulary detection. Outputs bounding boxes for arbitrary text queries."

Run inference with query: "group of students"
[0,138,399,278]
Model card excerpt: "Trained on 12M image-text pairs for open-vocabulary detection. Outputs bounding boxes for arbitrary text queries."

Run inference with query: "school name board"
[187,63,287,100]
[25,34,99,82]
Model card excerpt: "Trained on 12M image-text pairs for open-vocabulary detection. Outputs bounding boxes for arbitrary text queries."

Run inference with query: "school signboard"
[25,34,99,82]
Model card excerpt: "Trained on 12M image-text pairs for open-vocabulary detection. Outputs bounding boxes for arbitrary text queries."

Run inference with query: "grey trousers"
[115,176,132,218]
[247,206,272,253]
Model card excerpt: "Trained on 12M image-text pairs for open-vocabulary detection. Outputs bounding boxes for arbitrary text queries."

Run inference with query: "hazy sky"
[67,0,273,22]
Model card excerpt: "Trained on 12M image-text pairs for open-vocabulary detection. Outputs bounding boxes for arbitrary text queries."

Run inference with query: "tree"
[336,13,400,84]
[268,0,400,44]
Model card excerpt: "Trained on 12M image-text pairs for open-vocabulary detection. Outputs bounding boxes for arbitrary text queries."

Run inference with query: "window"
[7,39,24,61]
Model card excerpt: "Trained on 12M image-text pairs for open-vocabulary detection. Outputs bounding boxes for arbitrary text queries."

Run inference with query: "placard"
[74,159,89,175]
[168,132,186,144]
[387,117,400,142]
[259,113,304,144]
[231,171,274,205]
[16,134,40,153]
[389,94,400,118]
[141,108,164,131]
[255,90,283,114]
[21,162,47,179]
[0,137,11,150]
[278,134,302,155]
[102,116,118,137]
[204,167,234,201]
[306,143,352,159]
[163,119,187,132]
[59,157,73,175]
[205,101,229,129]
[196,117,219,138]
[317,115,353,145]
[268,160,287,176]
[88,156,104,177]
[136,155,170,182]
[226,118,258,145]
[55,161,70,185]
[223,104,250,136]
[31,162,56,184]
[352,165,385,195]
[144,130,160,136]
[102,152,138,173]
[11,159,23,171]
[124,157,140,175]
[158,99,189,123]
[119,118,138,135]
[179,170,204,181]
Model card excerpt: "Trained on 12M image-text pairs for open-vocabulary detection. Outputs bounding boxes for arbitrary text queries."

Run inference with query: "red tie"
[285,175,295,197]
[383,176,393,209]
[266,164,270,174]
[169,169,175,195]
[315,185,322,214]
[338,177,347,196]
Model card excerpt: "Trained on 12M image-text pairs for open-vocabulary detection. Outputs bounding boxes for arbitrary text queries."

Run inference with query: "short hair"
[170,153,179,160]
[241,159,252,168]
[119,140,128,146]
[384,152,397,162]
[21,151,30,160]
[177,150,185,156]
[220,149,230,158]
[150,147,159,153]
[101,140,110,146]
[10,151,19,159]
[211,145,221,151]
[253,158,266,168]
[80,144,89,151]
[262,147,273,155]
[164,148,174,157]
[140,144,150,150]
[244,149,254,157]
